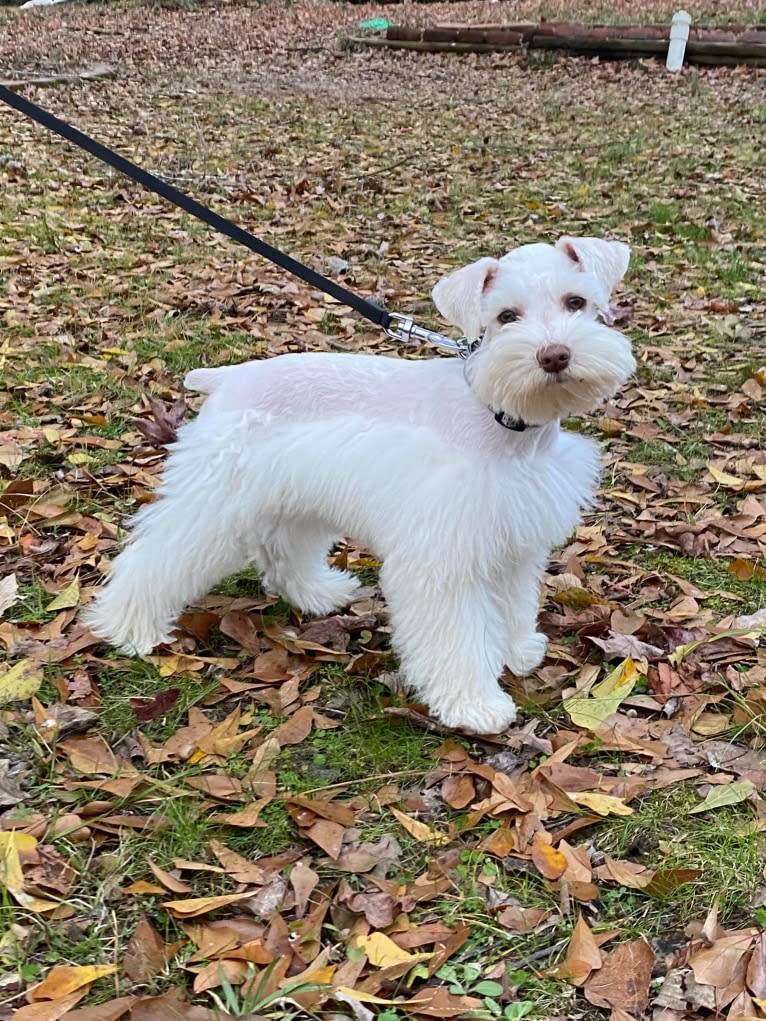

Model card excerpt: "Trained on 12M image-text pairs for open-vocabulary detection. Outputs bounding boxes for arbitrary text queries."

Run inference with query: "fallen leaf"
[162,892,255,918]
[568,791,634,817]
[688,779,755,814]
[271,705,315,745]
[390,807,450,846]
[305,818,345,859]
[46,575,80,611]
[565,658,641,730]
[531,832,567,880]
[352,931,433,968]
[0,659,44,702]
[584,938,655,1012]
[0,573,19,615]
[559,913,603,985]
[130,688,181,722]
[29,964,118,1000]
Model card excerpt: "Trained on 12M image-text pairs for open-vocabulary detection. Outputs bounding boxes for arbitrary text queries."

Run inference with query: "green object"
[359,18,389,32]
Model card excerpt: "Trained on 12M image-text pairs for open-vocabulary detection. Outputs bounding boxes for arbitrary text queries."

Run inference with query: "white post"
[667,10,691,72]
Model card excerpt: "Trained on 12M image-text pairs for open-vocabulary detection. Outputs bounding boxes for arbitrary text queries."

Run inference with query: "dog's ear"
[432,257,500,341]
[556,236,630,301]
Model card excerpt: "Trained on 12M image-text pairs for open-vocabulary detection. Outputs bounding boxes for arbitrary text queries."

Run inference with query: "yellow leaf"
[0,659,44,703]
[334,988,430,1008]
[0,831,32,891]
[390,807,450,846]
[553,588,612,610]
[707,465,745,490]
[0,836,64,913]
[351,932,433,968]
[564,658,641,731]
[47,575,80,611]
[569,792,634,817]
[162,892,254,917]
[11,888,66,914]
[30,964,117,1000]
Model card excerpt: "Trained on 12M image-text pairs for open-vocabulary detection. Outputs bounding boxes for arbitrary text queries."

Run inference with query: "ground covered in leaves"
[1,1,765,1019]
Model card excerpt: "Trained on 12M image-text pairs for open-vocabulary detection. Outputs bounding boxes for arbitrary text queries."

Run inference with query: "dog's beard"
[464,321,635,425]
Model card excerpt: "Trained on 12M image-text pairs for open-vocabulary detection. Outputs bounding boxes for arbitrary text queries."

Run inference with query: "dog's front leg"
[494,556,548,677]
[381,560,517,735]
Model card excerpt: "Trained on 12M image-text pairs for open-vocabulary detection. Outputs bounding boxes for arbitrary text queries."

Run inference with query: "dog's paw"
[436,692,517,735]
[506,632,548,676]
[293,569,362,616]
[81,604,171,657]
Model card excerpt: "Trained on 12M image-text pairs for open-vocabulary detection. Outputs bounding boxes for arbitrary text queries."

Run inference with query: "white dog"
[83,236,635,734]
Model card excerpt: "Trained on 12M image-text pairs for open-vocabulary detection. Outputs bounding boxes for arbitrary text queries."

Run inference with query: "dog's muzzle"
[537,344,571,374]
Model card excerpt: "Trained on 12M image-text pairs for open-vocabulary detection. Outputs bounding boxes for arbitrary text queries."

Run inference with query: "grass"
[2,2,766,1017]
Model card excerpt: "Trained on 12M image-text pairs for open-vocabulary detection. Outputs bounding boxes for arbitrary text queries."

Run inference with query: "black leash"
[0,83,466,353]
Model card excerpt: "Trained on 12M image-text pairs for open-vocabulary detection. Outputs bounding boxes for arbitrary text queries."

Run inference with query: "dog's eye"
[565,295,587,312]
[498,309,520,324]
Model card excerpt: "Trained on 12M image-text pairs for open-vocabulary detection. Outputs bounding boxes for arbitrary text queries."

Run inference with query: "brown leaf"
[333,835,402,873]
[146,859,191,894]
[338,888,398,929]
[289,860,319,917]
[288,795,355,826]
[408,986,484,1017]
[584,938,655,1013]
[130,687,180,722]
[305,819,345,859]
[497,906,550,933]
[272,705,314,745]
[134,396,186,447]
[125,988,217,1021]
[560,913,603,986]
[12,992,89,1020]
[61,997,138,1021]
[213,798,270,828]
[441,774,476,809]
[746,932,766,998]
[219,609,262,652]
[124,916,181,983]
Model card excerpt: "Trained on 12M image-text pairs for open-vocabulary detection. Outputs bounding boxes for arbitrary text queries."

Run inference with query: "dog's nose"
[537,344,571,374]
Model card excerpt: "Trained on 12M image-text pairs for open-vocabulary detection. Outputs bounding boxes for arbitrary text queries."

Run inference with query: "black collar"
[467,337,538,432]
[494,411,531,431]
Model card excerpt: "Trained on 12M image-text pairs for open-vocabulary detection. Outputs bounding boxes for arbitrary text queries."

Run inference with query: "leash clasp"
[386,313,469,356]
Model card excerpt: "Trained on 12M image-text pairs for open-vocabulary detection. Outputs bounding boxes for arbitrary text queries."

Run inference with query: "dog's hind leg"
[255,519,361,615]
[82,431,252,655]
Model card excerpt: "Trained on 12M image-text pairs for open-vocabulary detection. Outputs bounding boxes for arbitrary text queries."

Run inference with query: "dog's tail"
[184,367,232,394]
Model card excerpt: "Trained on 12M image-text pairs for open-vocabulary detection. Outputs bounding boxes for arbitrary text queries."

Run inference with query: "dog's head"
[431,236,636,425]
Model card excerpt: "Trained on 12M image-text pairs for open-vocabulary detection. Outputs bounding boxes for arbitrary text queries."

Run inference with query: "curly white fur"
[82,236,635,734]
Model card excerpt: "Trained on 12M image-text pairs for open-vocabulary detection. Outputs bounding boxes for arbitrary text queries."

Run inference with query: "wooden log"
[0,64,116,89]
[370,24,766,65]
[350,36,525,54]
[531,34,668,54]
[687,40,766,58]
[387,26,421,42]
